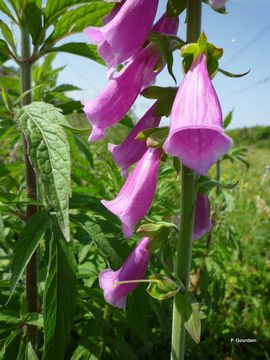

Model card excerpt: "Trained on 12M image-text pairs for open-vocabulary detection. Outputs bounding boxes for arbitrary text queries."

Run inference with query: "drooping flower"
[99,237,151,308]
[209,0,228,9]
[163,53,232,175]
[108,103,161,177]
[102,1,126,25]
[82,47,159,141]
[101,147,162,238]
[193,193,212,240]
[84,0,158,72]
[152,12,179,35]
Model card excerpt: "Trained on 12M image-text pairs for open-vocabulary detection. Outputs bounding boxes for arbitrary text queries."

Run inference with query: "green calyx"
[181,32,223,77]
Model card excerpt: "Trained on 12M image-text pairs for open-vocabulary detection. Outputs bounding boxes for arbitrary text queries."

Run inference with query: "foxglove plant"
[99,237,152,308]
[101,147,162,238]
[164,53,232,175]
[82,13,179,141]
[84,0,159,74]
[108,103,161,177]
[82,46,159,141]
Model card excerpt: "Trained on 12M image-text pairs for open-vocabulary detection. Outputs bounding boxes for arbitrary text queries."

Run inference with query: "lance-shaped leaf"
[197,175,238,195]
[43,219,77,360]
[177,293,201,344]
[218,68,250,78]
[43,3,113,48]
[15,102,71,241]
[9,210,51,299]
[166,0,187,17]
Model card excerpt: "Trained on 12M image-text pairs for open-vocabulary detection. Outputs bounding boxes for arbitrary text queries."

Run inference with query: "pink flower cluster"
[82,0,232,308]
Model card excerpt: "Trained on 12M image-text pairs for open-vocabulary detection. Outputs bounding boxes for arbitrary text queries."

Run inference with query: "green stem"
[170,1,202,359]
[20,25,38,347]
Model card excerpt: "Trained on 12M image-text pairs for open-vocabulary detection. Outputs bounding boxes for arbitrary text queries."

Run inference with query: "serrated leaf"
[9,210,51,299]
[43,3,113,48]
[48,42,104,65]
[15,102,71,241]
[44,0,109,24]
[43,219,77,360]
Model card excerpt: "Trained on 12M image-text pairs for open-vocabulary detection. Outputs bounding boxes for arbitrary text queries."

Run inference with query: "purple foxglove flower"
[101,147,162,238]
[99,237,151,308]
[163,53,232,175]
[193,193,212,240]
[108,103,161,177]
[152,13,179,35]
[84,0,158,72]
[102,1,126,25]
[82,47,159,141]
[209,0,228,9]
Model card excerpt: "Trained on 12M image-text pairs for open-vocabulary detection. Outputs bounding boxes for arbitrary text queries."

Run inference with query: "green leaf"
[48,42,104,65]
[147,274,180,300]
[0,20,16,52]
[43,3,113,48]
[15,102,71,241]
[43,219,77,360]
[27,342,39,360]
[24,0,42,45]
[136,126,169,148]
[1,86,13,113]
[0,39,12,59]
[197,175,238,195]
[166,0,186,17]
[218,67,250,78]
[223,109,234,129]
[57,100,83,115]
[176,293,201,343]
[0,2,17,23]
[126,288,149,343]
[44,0,110,24]
[9,210,51,298]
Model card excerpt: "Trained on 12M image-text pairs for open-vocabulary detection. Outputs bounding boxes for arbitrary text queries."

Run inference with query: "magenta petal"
[164,54,233,175]
[152,13,179,35]
[85,0,158,68]
[193,194,212,240]
[108,103,161,176]
[101,148,162,238]
[99,237,151,308]
[82,47,159,141]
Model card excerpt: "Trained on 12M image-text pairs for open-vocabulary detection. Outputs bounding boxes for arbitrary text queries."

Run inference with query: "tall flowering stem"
[170,1,202,359]
[20,25,38,346]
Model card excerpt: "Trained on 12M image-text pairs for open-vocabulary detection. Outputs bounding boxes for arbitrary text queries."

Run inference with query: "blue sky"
[2,0,270,129]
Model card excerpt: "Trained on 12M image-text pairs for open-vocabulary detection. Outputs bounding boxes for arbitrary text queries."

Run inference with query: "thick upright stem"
[170,1,202,359]
[20,26,38,345]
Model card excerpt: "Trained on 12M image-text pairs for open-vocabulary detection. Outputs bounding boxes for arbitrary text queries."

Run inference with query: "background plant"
[0,1,269,359]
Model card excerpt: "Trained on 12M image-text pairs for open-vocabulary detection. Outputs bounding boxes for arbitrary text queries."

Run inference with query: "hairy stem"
[170,1,202,359]
[21,25,38,346]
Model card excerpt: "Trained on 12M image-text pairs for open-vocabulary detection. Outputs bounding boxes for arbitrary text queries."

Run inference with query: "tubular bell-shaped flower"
[108,103,161,177]
[152,12,179,35]
[193,193,212,240]
[82,47,159,141]
[163,53,232,175]
[84,0,158,72]
[99,237,151,308]
[101,147,162,238]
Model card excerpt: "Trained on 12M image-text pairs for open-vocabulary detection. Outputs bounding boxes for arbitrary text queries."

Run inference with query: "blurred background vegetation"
[0,55,269,360]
